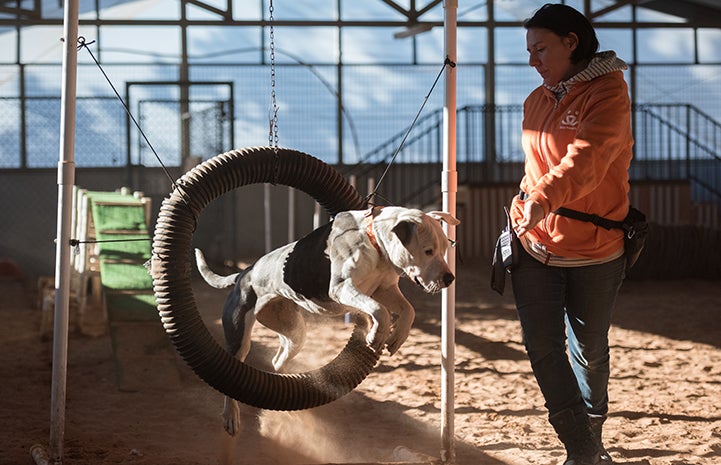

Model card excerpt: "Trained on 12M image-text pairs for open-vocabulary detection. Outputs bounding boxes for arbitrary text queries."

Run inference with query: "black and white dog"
[194,206,459,435]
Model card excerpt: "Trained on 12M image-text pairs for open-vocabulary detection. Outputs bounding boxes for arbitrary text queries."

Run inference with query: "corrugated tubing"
[151,147,379,410]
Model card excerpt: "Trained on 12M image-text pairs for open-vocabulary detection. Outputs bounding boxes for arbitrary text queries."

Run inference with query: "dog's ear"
[427,211,461,225]
[392,220,417,246]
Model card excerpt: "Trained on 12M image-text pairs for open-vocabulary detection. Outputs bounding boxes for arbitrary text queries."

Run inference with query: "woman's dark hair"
[523,3,599,63]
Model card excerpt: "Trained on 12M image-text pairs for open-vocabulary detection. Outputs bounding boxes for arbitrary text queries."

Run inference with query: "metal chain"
[268,0,279,152]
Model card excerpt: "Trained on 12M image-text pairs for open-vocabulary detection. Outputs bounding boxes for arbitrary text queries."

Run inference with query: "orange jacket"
[511,69,633,262]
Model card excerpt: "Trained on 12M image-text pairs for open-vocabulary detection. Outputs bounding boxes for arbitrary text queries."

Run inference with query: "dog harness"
[364,206,383,256]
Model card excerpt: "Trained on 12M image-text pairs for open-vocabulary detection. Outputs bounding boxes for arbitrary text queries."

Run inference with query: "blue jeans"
[510,245,625,418]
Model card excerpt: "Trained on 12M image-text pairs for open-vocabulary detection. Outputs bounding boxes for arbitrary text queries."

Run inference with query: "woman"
[509,4,633,465]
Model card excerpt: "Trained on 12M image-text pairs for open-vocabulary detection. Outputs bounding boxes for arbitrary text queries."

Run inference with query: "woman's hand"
[514,199,546,237]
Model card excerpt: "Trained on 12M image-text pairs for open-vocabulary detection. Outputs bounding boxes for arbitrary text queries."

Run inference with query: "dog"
[194,206,459,435]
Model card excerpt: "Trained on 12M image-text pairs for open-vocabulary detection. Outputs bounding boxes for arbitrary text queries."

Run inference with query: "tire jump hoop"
[150,146,380,411]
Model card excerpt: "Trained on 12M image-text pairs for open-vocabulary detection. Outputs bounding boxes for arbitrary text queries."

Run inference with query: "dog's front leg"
[331,282,391,352]
[373,284,415,355]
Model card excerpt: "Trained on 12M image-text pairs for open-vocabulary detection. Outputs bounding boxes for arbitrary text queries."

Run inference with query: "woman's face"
[526,27,579,86]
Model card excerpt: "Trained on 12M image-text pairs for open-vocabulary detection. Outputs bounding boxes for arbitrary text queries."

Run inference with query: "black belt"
[520,190,622,230]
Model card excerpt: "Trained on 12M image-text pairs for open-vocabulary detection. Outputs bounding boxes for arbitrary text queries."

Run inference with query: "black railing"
[634,104,721,203]
[343,103,721,212]
[340,108,445,208]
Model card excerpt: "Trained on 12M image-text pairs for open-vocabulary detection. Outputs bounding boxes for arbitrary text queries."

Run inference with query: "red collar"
[364,207,383,255]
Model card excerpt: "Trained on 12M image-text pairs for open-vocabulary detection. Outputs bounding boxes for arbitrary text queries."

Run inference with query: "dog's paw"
[385,318,413,355]
[223,417,239,436]
[385,312,414,355]
[385,329,409,355]
[365,322,390,354]
[365,332,387,354]
[222,398,241,436]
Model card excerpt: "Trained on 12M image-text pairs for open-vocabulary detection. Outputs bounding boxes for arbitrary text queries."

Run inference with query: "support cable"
[368,56,455,204]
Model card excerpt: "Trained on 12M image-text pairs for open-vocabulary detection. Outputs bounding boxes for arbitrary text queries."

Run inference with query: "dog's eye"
[425,249,434,256]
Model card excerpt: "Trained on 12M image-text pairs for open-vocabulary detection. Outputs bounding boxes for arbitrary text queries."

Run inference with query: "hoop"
[150,146,379,410]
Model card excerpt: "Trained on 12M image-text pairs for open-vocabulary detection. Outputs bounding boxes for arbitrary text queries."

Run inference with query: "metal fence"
[2,62,720,277]
[0,62,488,169]
[2,62,720,168]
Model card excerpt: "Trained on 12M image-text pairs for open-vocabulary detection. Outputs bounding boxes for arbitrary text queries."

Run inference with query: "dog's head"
[377,207,460,294]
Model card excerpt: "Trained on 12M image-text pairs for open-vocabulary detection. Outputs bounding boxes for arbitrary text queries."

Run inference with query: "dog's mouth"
[414,277,444,295]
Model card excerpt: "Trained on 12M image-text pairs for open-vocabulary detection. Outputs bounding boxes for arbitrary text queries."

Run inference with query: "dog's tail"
[194,248,241,289]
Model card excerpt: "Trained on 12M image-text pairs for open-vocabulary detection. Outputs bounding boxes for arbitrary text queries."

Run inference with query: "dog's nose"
[443,272,455,287]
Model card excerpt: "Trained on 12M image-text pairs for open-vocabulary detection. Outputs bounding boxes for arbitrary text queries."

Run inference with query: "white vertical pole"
[441,0,458,463]
[35,0,80,462]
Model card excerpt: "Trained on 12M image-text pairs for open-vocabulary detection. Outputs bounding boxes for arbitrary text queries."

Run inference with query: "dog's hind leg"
[256,299,307,372]
[220,278,258,436]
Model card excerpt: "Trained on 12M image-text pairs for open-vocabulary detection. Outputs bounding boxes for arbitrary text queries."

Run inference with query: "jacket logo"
[560,110,579,130]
